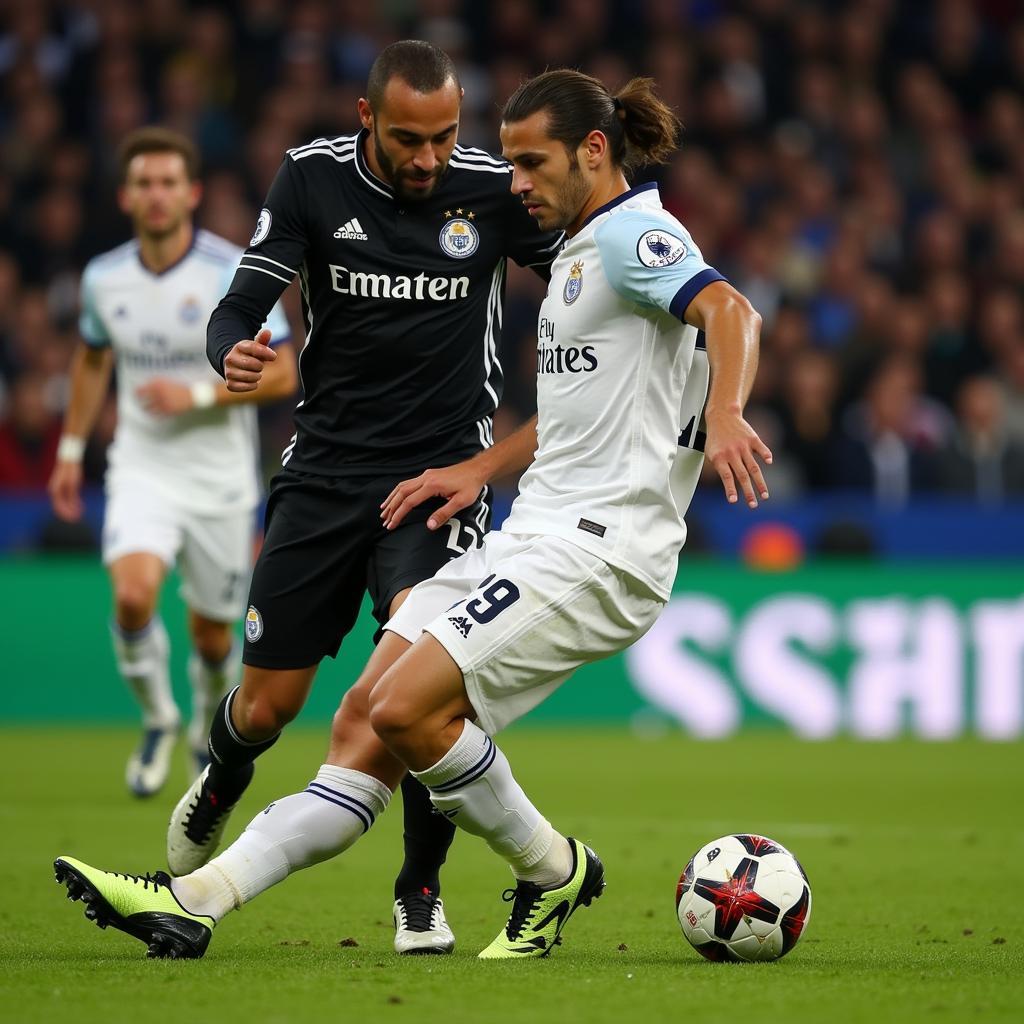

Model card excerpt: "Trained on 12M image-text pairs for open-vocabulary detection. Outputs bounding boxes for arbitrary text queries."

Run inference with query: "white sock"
[187,642,240,752]
[412,720,573,887]
[110,618,179,730]
[171,764,391,920]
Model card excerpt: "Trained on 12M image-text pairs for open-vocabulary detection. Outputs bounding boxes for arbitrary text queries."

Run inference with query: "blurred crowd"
[2,0,1024,509]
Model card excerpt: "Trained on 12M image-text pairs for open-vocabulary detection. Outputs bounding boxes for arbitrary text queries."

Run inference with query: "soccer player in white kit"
[53,74,769,961]
[48,127,296,797]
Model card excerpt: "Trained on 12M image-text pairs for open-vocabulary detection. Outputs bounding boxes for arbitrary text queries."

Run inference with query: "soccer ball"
[675,834,811,962]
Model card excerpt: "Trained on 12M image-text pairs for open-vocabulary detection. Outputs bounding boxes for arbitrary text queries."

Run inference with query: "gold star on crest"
[467,211,476,220]
[444,210,452,218]
[456,208,464,215]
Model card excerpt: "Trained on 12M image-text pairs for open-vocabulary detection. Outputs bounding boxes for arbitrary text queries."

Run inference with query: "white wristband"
[57,435,86,463]
[190,380,217,409]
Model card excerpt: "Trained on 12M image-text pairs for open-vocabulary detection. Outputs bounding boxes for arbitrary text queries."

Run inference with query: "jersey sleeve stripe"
[242,253,297,276]
[453,146,509,167]
[669,268,728,321]
[238,263,293,285]
[287,135,357,157]
[290,148,356,164]
[448,158,509,174]
[451,153,509,167]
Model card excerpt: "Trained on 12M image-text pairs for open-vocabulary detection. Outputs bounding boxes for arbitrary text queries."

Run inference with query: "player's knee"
[366,686,396,741]
[113,580,158,628]
[367,687,422,748]
[234,688,301,739]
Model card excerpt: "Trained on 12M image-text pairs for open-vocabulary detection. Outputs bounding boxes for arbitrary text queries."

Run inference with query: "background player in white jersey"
[52,72,769,961]
[48,127,296,798]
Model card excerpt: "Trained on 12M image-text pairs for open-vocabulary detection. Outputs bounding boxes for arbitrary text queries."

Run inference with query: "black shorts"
[243,467,491,669]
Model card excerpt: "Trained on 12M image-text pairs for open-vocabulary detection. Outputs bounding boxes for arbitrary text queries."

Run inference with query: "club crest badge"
[439,216,480,259]
[563,260,584,304]
[245,605,263,643]
[637,229,687,267]
[179,296,201,324]
[250,208,272,247]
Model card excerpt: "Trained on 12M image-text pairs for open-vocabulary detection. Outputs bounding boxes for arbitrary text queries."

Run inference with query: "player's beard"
[373,135,445,202]
[545,156,591,232]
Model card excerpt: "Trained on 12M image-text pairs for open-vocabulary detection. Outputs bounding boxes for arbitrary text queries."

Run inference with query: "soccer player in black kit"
[165,41,561,954]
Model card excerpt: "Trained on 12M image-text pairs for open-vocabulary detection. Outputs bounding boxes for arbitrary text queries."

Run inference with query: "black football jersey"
[208,130,562,475]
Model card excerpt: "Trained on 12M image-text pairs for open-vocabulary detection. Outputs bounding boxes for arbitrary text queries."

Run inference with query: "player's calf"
[167,685,275,873]
[172,766,391,918]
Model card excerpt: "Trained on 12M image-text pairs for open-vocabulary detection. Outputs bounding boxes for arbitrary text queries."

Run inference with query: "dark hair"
[117,126,200,182]
[366,40,460,109]
[502,70,680,173]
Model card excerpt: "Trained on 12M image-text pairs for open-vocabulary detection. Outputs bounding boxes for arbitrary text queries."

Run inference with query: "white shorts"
[385,531,664,734]
[102,479,254,622]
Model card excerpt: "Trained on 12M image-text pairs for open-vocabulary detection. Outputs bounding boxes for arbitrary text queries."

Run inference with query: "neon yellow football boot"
[54,856,214,959]
[478,838,605,959]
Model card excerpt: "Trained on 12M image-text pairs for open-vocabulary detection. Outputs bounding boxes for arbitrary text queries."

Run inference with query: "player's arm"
[684,281,771,509]
[48,341,114,521]
[596,212,771,510]
[380,415,538,531]
[208,157,308,390]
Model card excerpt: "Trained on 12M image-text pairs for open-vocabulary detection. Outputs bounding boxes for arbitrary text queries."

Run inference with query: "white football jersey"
[79,229,290,513]
[502,184,724,598]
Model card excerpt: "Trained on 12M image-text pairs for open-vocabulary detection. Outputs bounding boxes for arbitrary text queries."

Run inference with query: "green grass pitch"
[1,727,1021,1024]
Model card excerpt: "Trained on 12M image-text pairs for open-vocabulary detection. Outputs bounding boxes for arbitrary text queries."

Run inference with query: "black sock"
[204,687,279,805]
[394,774,456,899]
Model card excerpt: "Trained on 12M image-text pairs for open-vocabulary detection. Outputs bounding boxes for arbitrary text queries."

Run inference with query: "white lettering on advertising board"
[626,594,1024,738]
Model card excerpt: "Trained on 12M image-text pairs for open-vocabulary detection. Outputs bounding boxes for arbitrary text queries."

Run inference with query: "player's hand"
[224,329,276,392]
[135,378,193,415]
[381,461,487,531]
[48,460,84,521]
[704,408,772,509]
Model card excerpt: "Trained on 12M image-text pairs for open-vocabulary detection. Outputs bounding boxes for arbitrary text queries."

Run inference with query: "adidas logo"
[334,218,368,241]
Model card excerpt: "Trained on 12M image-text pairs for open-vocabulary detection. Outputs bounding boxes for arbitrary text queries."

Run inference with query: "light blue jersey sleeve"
[217,260,291,346]
[78,261,111,348]
[595,210,727,321]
